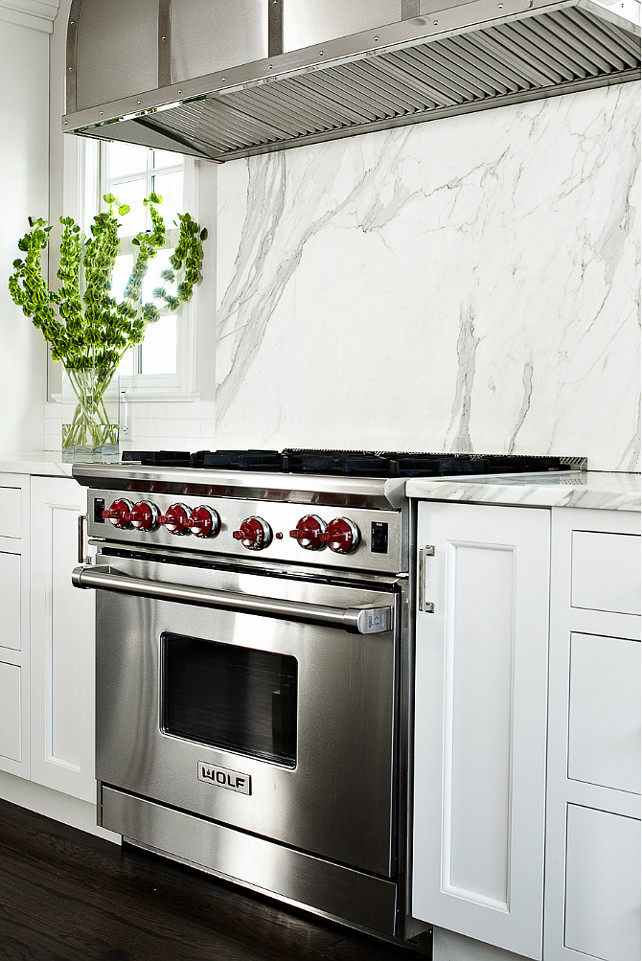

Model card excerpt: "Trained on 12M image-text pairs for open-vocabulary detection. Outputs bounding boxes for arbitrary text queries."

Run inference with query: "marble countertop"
[406,470,641,512]
[0,452,74,477]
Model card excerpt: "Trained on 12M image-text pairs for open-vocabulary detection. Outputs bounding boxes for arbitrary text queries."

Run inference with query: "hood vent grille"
[64,0,640,163]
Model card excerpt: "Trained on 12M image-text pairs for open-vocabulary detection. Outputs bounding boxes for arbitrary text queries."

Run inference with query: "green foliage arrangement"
[8,192,207,454]
[8,192,207,372]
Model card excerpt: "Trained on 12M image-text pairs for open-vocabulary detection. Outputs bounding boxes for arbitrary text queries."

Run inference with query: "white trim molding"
[0,0,59,30]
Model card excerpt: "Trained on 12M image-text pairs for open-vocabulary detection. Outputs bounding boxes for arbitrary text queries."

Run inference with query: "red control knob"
[186,505,220,538]
[101,498,133,529]
[233,516,272,551]
[158,503,191,535]
[318,517,360,554]
[290,514,327,551]
[124,500,159,531]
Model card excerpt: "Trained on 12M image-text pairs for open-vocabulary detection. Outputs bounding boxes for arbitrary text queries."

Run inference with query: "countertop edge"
[406,471,641,512]
[0,452,75,477]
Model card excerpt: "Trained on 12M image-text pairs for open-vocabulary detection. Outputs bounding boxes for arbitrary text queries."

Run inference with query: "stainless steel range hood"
[63,0,640,163]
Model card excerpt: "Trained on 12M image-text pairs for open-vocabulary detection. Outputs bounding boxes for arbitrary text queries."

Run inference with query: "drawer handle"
[418,546,435,613]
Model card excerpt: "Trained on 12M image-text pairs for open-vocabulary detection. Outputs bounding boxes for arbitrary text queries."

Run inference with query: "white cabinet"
[0,473,31,778]
[30,476,96,802]
[545,508,640,961]
[412,502,551,960]
[0,473,96,804]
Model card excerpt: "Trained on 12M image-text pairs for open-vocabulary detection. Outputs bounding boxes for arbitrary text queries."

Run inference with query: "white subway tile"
[134,418,166,438]
[163,436,203,452]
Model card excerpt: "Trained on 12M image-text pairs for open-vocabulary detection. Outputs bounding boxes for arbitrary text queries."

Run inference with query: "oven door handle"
[71,565,393,635]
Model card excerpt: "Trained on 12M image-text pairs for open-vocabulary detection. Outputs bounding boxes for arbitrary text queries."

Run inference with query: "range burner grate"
[122,449,586,477]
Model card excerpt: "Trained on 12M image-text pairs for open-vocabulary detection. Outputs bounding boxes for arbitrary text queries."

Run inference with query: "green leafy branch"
[8,193,207,374]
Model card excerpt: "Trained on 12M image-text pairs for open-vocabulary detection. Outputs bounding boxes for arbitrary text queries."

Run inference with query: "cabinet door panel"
[0,487,21,539]
[412,503,550,960]
[565,805,640,961]
[0,661,22,762]
[0,552,21,651]
[445,542,514,905]
[571,531,640,616]
[568,633,640,794]
[30,477,96,802]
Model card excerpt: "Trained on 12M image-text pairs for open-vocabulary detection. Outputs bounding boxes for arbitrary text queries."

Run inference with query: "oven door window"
[161,634,297,767]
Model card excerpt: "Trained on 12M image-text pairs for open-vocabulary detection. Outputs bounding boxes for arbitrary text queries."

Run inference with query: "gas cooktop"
[121,449,586,478]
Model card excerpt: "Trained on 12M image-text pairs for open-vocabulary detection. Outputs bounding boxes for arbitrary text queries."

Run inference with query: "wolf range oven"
[72,450,583,943]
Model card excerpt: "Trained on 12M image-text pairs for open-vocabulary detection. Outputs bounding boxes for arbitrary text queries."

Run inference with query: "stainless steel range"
[71,449,583,945]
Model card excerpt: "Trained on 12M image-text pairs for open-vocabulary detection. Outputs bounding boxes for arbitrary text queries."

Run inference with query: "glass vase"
[61,367,120,463]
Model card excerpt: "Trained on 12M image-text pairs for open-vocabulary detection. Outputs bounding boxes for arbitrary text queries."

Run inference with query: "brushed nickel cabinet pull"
[418,545,435,613]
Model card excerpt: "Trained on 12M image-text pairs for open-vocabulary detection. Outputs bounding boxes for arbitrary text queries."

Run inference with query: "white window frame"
[89,140,200,401]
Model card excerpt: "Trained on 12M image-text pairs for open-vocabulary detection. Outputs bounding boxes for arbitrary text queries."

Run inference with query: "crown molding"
[0,0,59,31]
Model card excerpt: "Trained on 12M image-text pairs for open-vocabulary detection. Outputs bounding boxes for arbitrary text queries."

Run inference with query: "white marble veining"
[216,82,640,472]
[406,470,641,512]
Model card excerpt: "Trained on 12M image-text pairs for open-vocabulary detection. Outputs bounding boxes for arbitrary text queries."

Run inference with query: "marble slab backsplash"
[216,82,640,472]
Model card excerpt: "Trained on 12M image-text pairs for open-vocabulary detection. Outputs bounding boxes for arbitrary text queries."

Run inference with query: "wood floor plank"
[0,799,428,960]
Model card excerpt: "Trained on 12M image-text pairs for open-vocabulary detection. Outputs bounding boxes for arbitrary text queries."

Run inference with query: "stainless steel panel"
[282,0,401,52]
[100,786,399,934]
[74,0,159,111]
[158,0,172,88]
[65,0,82,113]
[170,0,268,83]
[85,487,405,574]
[94,556,398,876]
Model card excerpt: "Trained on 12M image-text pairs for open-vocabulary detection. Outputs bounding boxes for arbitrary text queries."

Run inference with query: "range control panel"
[89,489,404,574]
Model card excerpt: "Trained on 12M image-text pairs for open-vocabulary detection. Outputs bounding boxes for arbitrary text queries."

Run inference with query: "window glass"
[107,142,148,179]
[100,142,186,378]
[153,148,183,168]
[112,180,147,235]
[142,316,178,375]
[110,253,133,301]
[152,171,183,226]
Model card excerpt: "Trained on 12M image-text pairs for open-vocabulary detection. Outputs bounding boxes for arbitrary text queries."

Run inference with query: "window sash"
[98,142,192,388]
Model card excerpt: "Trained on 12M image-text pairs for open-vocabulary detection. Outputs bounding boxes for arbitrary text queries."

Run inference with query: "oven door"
[80,553,400,878]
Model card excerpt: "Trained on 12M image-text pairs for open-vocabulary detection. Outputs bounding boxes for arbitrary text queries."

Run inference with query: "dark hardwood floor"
[0,799,428,961]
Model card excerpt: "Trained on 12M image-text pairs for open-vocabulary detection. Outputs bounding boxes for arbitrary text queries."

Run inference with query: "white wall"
[0,3,55,451]
[216,82,640,473]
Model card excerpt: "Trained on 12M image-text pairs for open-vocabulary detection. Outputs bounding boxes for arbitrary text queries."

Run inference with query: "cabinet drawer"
[568,633,640,794]
[0,661,22,762]
[0,552,21,652]
[0,487,21,539]
[565,805,640,961]
[571,531,640,616]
